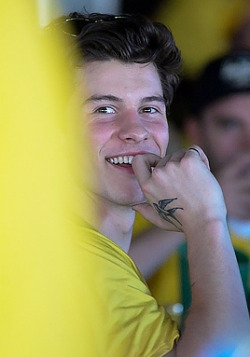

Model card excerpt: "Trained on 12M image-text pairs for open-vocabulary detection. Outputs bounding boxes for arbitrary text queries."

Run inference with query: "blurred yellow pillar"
[0,1,96,356]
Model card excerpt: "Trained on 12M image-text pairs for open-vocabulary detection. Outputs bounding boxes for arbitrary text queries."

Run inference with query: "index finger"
[132,153,161,186]
[186,145,210,170]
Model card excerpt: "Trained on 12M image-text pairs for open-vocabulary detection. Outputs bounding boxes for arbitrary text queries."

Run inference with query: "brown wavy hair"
[49,12,182,112]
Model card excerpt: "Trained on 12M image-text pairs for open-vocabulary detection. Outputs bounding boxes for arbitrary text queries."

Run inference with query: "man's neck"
[80,193,135,252]
[99,204,135,252]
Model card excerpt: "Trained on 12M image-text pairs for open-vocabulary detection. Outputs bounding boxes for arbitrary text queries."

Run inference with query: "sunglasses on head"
[48,14,130,37]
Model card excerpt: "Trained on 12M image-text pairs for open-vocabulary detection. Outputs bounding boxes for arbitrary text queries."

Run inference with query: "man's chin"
[109,193,147,208]
[87,187,147,208]
[121,190,147,207]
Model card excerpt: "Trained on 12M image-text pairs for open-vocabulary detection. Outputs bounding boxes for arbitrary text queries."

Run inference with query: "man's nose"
[117,111,150,143]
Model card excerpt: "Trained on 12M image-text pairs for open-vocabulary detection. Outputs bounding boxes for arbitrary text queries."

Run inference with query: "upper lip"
[106,151,155,159]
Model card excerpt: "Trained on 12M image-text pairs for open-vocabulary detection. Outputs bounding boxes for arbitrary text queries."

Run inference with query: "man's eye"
[95,106,115,114]
[217,118,241,131]
[142,107,159,114]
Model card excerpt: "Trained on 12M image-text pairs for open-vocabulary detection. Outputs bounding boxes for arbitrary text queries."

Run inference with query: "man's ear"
[183,115,203,146]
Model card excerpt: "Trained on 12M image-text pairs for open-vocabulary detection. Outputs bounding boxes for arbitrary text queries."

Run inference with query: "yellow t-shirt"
[76,226,179,357]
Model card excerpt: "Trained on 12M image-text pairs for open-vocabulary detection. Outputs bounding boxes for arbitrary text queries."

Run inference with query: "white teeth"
[118,156,123,164]
[123,156,129,163]
[108,155,134,165]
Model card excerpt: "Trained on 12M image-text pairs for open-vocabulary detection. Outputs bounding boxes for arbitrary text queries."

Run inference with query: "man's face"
[196,93,250,173]
[77,60,169,206]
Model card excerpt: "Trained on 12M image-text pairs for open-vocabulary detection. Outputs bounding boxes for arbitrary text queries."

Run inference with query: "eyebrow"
[84,95,122,104]
[84,94,166,105]
[141,96,165,104]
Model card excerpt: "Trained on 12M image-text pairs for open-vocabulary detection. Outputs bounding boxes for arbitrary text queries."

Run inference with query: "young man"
[53,13,249,356]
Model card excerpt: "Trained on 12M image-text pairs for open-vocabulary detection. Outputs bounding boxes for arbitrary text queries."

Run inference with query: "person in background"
[50,12,250,356]
[185,51,250,234]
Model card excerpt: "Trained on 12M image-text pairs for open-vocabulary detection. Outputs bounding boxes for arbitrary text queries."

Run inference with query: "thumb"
[132,202,155,219]
[132,202,180,231]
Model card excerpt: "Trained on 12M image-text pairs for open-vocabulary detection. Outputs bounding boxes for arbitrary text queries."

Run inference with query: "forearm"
[176,220,250,356]
[132,149,250,356]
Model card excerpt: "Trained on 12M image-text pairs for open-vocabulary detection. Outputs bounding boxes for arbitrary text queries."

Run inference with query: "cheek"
[155,123,169,156]
[83,133,101,167]
[86,124,110,154]
[161,134,169,155]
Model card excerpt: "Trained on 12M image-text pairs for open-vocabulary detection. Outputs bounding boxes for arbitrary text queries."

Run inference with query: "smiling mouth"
[107,155,134,166]
[106,155,137,170]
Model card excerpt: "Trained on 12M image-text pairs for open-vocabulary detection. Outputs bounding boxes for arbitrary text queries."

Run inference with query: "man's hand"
[132,146,227,233]
[216,152,250,221]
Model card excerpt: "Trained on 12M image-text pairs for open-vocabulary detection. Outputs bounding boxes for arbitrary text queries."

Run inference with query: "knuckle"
[151,166,162,179]
[180,155,196,170]
[152,161,179,183]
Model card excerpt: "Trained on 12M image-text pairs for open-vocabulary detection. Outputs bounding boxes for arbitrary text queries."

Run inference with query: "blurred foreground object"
[0,1,96,356]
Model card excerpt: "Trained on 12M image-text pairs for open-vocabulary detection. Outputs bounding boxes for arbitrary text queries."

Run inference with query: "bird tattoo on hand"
[153,198,183,229]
